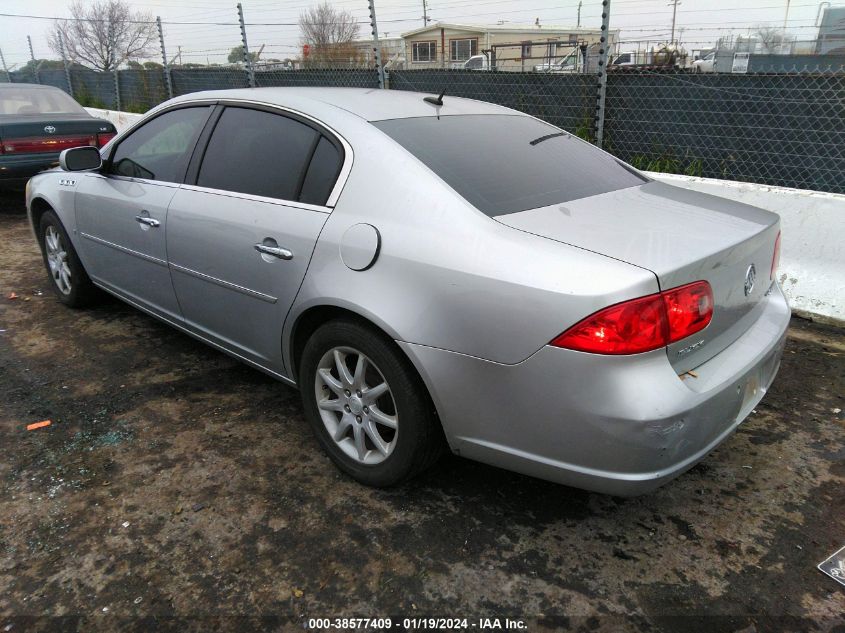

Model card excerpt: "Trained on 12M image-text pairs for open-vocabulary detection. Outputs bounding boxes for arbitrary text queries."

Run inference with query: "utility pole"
[422,0,429,26]
[577,1,582,28]
[368,0,385,89]
[156,16,173,99]
[783,0,791,31]
[27,35,40,84]
[237,3,255,88]
[594,0,611,148]
[668,0,681,44]
[109,24,120,110]
[57,31,73,98]
[0,48,11,82]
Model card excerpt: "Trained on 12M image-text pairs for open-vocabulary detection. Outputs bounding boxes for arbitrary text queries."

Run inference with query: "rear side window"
[197,107,319,201]
[372,115,646,216]
[0,86,87,116]
[299,136,342,205]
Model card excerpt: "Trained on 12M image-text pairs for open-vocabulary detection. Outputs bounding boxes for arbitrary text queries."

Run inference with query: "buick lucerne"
[26,88,789,495]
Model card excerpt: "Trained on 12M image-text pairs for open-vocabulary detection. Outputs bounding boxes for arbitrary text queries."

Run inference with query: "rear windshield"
[373,114,647,216]
[0,86,86,116]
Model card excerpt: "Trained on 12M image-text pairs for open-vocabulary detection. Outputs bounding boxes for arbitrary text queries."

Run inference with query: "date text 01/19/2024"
[306,618,528,630]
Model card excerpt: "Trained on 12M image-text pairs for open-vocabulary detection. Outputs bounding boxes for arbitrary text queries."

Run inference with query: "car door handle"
[254,243,293,260]
[135,215,160,228]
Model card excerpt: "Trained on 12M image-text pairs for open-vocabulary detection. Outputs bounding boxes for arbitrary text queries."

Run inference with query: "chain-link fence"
[603,70,845,194]
[1,1,844,195]
[388,70,597,139]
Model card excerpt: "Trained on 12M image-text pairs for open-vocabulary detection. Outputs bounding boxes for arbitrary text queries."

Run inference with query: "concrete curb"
[647,173,843,326]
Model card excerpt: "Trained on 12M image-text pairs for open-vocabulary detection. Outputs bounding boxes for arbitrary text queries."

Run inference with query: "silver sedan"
[25,88,789,495]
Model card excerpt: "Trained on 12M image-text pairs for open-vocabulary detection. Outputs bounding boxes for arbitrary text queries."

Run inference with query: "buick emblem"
[744,264,756,296]
[44,125,56,134]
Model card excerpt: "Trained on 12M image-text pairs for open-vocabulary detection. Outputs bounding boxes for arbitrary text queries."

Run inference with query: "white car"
[534,51,582,74]
[462,54,490,71]
[692,51,717,73]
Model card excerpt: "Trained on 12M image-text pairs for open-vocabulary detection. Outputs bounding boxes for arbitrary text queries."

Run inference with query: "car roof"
[169,87,516,122]
[0,83,65,91]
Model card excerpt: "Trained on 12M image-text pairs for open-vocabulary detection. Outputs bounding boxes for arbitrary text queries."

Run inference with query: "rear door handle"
[254,243,293,260]
[135,215,160,228]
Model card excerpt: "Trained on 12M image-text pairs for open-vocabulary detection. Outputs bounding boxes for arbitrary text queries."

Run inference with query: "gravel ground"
[0,189,843,632]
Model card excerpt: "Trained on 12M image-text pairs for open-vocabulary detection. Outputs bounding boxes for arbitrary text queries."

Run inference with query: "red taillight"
[96,132,117,147]
[1,135,97,154]
[770,230,781,280]
[551,281,713,355]
[550,293,668,354]
[662,281,713,344]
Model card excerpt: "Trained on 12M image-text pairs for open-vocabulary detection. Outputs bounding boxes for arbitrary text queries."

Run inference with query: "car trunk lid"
[0,114,115,155]
[496,180,780,373]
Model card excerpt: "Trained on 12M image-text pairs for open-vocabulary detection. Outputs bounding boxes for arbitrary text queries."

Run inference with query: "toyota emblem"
[44,125,56,134]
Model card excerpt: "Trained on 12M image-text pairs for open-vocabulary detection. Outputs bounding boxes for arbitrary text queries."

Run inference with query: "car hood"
[496,180,781,371]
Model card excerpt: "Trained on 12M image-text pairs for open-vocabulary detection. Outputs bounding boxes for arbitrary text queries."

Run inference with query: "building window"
[521,42,532,58]
[412,41,437,63]
[450,38,478,61]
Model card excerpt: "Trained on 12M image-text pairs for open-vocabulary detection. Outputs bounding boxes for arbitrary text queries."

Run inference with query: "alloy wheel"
[45,226,72,295]
[314,346,398,465]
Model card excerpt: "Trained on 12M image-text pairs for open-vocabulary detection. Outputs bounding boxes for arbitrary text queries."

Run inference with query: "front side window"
[465,56,483,69]
[373,114,647,217]
[413,41,436,63]
[450,38,478,61]
[109,106,210,183]
[559,52,577,69]
[197,107,342,205]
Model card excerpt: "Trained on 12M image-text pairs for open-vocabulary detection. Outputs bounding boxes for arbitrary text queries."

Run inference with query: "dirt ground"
[0,189,843,633]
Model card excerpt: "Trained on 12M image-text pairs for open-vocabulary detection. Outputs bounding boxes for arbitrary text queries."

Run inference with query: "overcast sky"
[0,0,833,67]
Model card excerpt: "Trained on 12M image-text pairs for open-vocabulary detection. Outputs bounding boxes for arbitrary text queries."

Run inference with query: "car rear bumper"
[401,281,790,496]
[0,154,60,180]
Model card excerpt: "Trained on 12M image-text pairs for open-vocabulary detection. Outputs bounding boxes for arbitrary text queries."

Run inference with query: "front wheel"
[39,210,98,308]
[300,319,443,487]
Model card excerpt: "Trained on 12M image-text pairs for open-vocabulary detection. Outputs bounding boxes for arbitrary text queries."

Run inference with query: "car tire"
[38,210,99,308]
[300,318,444,487]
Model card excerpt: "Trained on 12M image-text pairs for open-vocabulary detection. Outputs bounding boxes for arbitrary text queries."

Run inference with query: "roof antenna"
[424,89,445,106]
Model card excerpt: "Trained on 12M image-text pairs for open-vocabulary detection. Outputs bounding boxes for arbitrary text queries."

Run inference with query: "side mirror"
[59,146,102,172]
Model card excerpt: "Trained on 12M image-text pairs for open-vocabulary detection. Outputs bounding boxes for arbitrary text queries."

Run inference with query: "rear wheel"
[39,210,98,308]
[300,319,443,487]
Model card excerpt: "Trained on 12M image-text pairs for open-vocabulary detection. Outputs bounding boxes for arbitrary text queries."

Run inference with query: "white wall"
[85,107,142,132]
[83,105,843,325]
[648,173,844,325]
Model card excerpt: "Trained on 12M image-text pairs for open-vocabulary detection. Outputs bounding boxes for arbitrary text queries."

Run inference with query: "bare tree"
[48,0,157,71]
[754,25,786,54]
[299,2,360,65]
